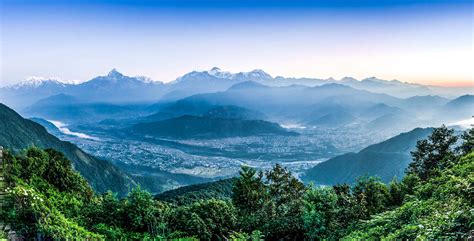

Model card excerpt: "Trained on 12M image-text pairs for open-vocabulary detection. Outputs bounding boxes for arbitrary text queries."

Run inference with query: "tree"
[232,165,306,239]
[232,165,266,214]
[303,186,338,239]
[388,177,404,206]
[458,128,474,155]
[331,184,367,238]
[83,191,124,228]
[263,164,306,240]
[7,147,93,199]
[265,164,306,206]
[43,148,93,198]
[125,186,163,235]
[353,176,390,217]
[14,147,48,181]
[169,199,237,240]
[3,147,101,239]
[407,125,458,180]
[232,166,268,232]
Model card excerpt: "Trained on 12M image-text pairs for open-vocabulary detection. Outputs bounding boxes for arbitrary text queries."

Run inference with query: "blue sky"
[1,0,472,86]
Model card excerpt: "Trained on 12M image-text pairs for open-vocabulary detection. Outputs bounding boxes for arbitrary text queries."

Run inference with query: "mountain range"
[0,103,215,196]
[1,68,472,110]
[1,67,472,196]
[14,74,473,138]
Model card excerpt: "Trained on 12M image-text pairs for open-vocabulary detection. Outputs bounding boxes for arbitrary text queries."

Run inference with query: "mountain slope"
[130,115,298,139]
[401,95,449,109]
[445,94,474,108]
[2,68,472,110]
[0,103,135,196]
[441,94,474,121]
[155,178,235,205]
[175,82,401,124]
[29,117,63,136]
[302,127,433,185]
[0,78,73,109]
[203,105,267,120]
[72,69,165,103]
[0,70,165,109]
[24,94,147,124]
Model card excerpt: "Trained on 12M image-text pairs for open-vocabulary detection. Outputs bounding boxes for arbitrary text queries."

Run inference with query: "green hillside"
[130,115,298,139]
[156,178,235,205]
[0,103,135,196]
[2,126,472,239]
[302,127,433,184]
[344,152,474,239]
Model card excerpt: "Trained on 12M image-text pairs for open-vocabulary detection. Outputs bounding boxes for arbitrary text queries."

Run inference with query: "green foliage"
[459,128,474,155]
[388,177,404,206]
[303,127,433,185]
[82,191,125,228]
[125,186,169,236]
[331,183,367,237]
[302,178,392,240]
[229,230,264,240]
[353,176,390,217]
[0,103,135,196]
[169,199,237,240]
[232,164,306,240]
[2,126,472,240]
[344,151,474,239]
[232,166,266,215]
[303,186,338,239]
[156,178,235,205]
[4,182,103,240]
[408,125,458,180]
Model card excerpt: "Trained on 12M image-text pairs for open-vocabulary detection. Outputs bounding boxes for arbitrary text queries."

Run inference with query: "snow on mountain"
[134,76,161,84]
[207,67,233,78]
[234,69,272,81]
[8,77,74,89]
[2,68,470,109]
[174,67,272,83]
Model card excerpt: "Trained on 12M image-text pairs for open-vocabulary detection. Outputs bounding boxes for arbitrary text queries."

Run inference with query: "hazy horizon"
[1,0,473,87]
[2,67,472,89]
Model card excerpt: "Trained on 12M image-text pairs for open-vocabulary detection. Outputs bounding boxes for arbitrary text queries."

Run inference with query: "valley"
[2,1,472,238]
[45,118,400,179]
[2,68,473,193]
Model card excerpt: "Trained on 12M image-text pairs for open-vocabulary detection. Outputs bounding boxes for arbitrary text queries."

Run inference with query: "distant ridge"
[2,67,471,109]
[302,127,433,185]
[130,115,298,139]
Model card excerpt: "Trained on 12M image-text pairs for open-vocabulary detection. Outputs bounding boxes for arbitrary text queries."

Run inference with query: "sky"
[1,0,473,87]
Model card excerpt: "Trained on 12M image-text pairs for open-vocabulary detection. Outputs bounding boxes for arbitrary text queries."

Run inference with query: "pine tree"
[407,125,457,180]
[458,128,474,155]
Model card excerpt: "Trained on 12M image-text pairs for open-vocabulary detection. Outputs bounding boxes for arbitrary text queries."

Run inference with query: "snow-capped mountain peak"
[206,67,233,78]
[9,77,74,89]
[174,67,272,83]
[242,69,272,80]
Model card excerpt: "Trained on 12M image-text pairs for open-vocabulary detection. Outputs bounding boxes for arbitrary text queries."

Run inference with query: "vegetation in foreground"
[1,126,472,240]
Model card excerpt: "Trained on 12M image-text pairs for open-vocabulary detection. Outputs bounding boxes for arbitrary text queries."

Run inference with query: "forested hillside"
[0,103,135,196]
[1,126,472,239]
[130,115,298,139]
[156,178,235,205]
[303,127,433,184]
